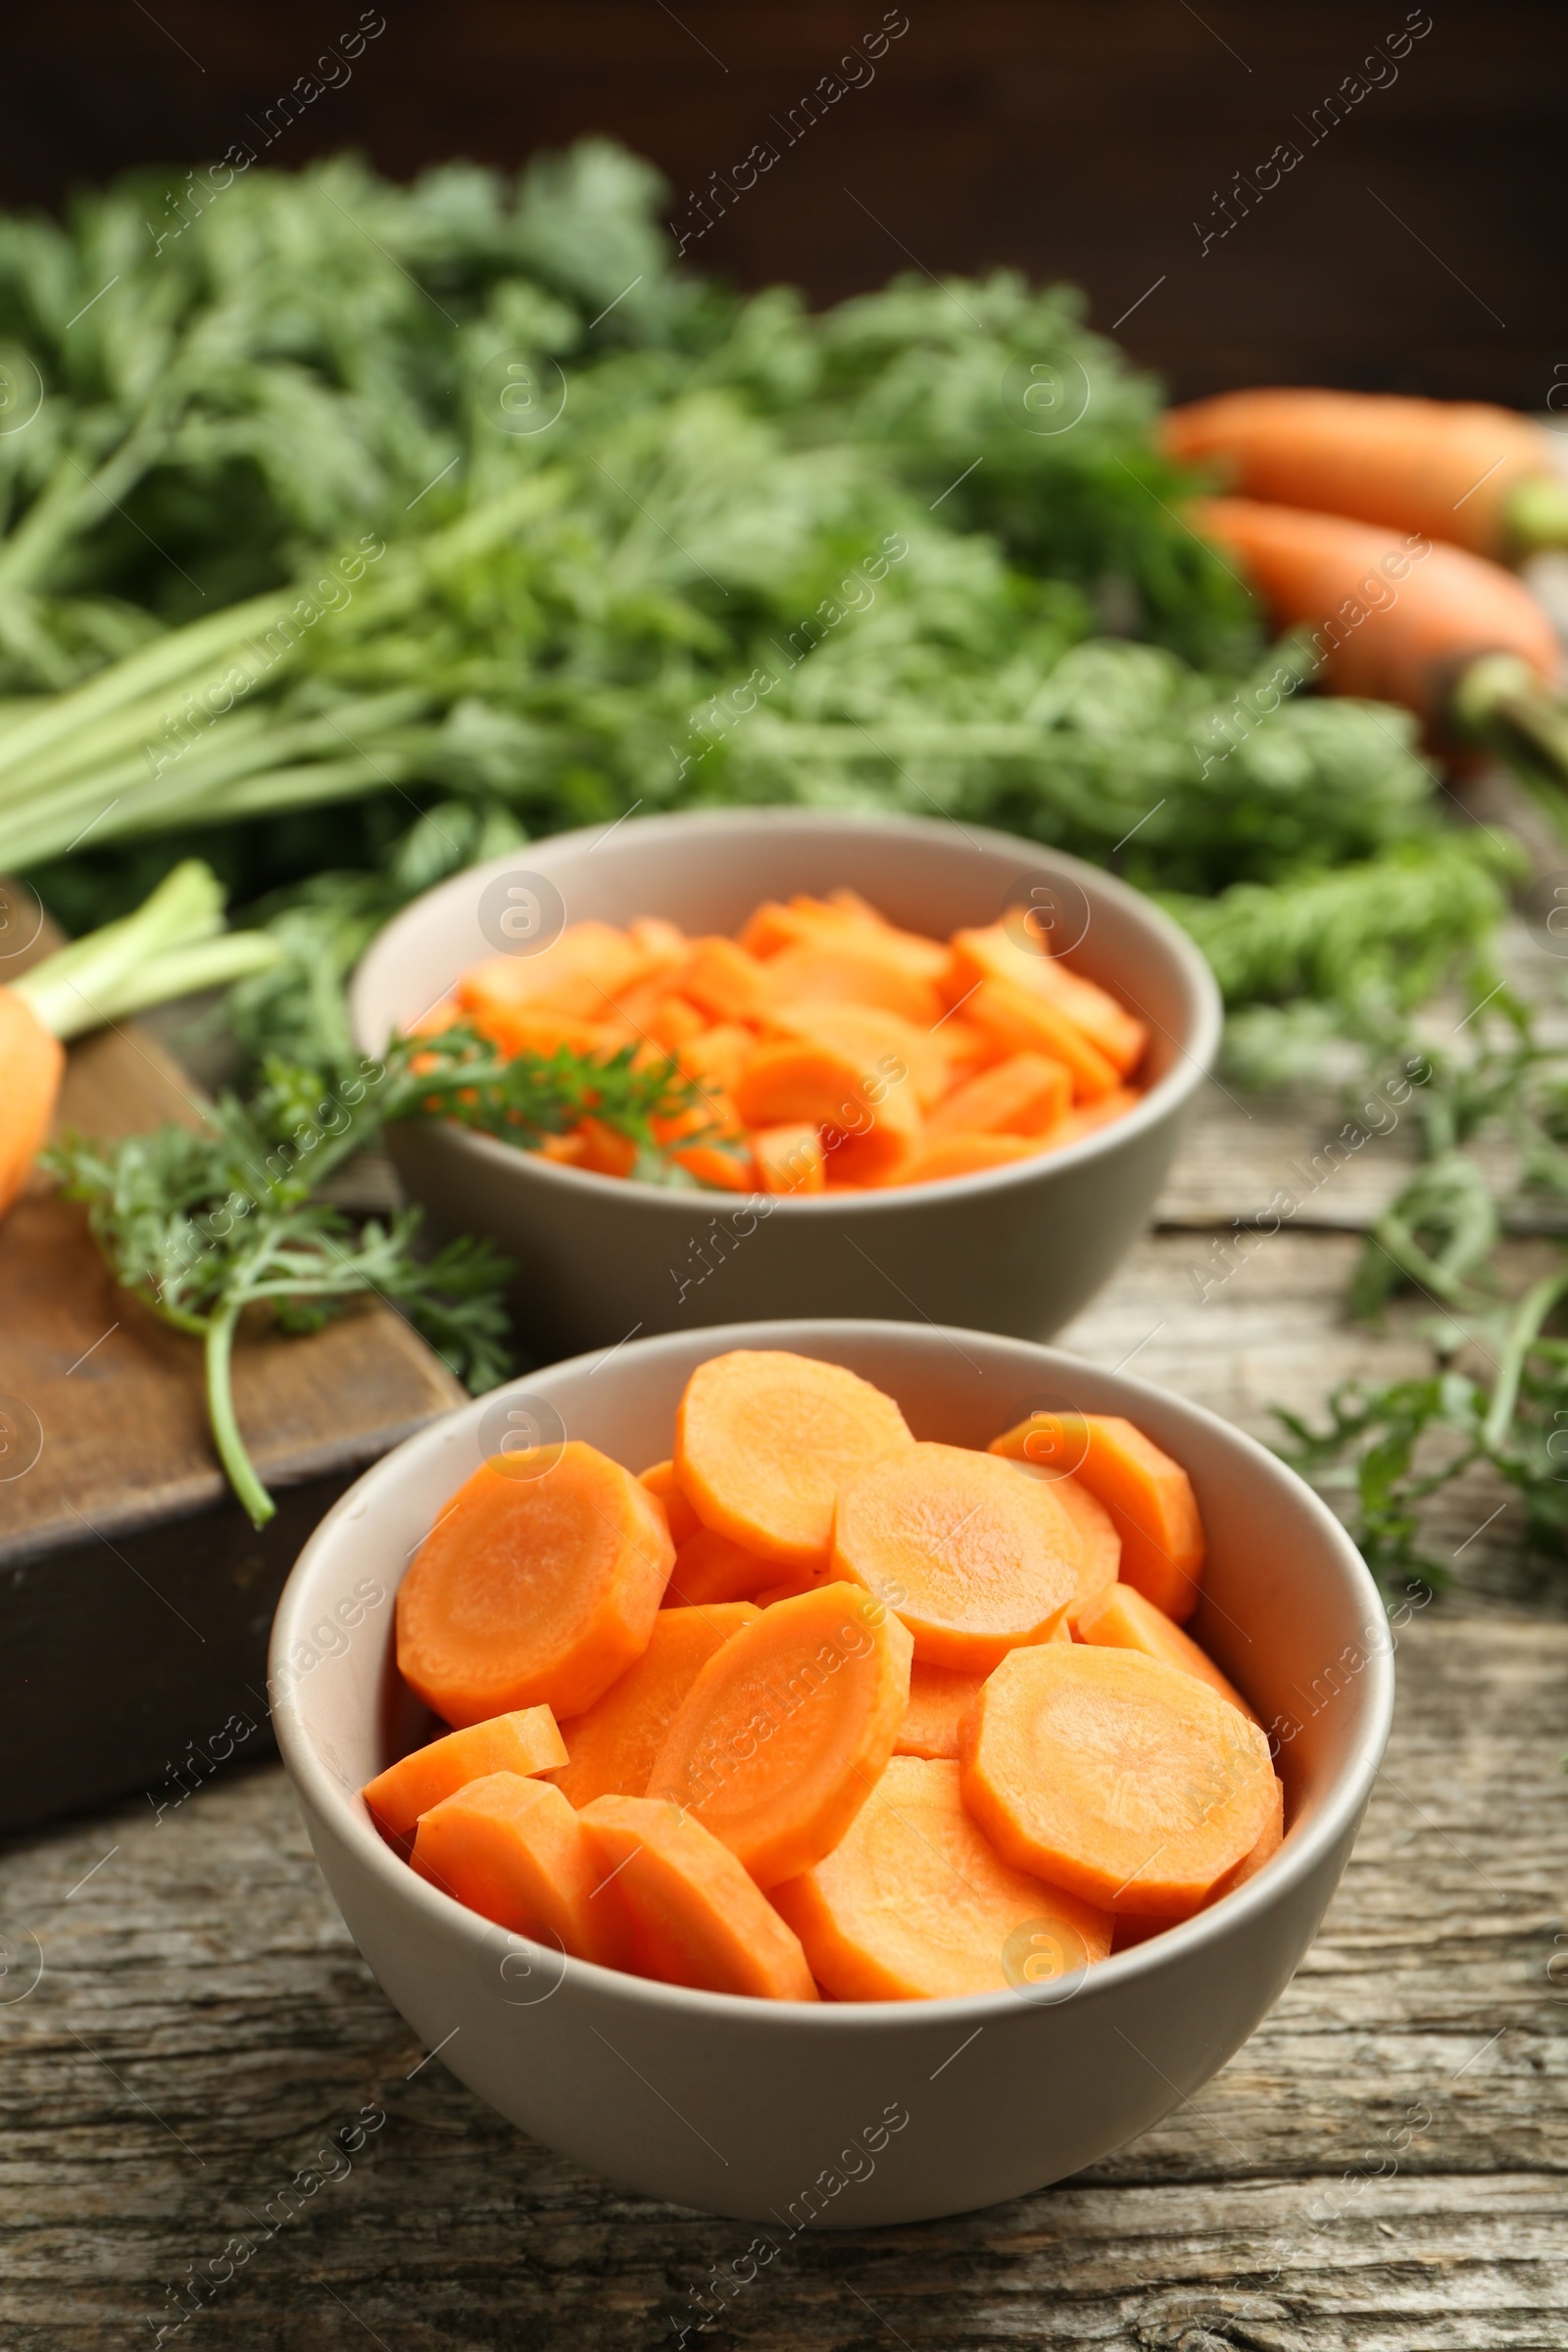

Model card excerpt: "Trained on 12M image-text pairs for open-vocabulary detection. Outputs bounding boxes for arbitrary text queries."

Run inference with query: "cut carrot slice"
[411,1771,624,1965]
[473,1006,626,1061]
[396,1440,675,1725]
[548,1603,760,1807]
[1204,1771,1285,1904]
[1041,1088,1142,1150]
[646,995,708,1054]
[894,1661,986,1760]
[672,1142,755,1191]
[537,1130,591,1167]
[762,938,944,1028]
[753,1122,826,1195]
[456,924,648,1022]
[752,1568,832,1607]
[771,1756,1111,2000]
[966,978,1119,1102]
[363,1707,567,1840]
[675,1348,914,1572]
[645,1583,913,1886]
[1076,1582,1255,1721]
[960,1643,1276,1921]
[638,1459,701,1545]
[574,1116,639,1178]
[678,937,774,1025]
[1004,1463,1121,1630]
[678,1022,755,1101]
[732,1034,873,1130]
[887,1133,1043,1187]
[950,922,1149,1075]
[832,1442,1081,1672]
[990,1412,1205,1622]
[925,1051,1072,1140]
[663,1524,776,1607]
[766,1001,950,1109]
[577,1795,818,1999]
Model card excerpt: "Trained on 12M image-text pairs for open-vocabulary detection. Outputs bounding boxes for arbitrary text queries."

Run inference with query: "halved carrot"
[949,925,1149,1076]
[549,1602,760,1807]
[753,1122,825,1195]
[771,1755,1111,2000]
[887,1132,1043,1187]
[832,1442,1081,1672]
[577,1794,818,1999]
[1204,1770,1285,1904]
[0,988,64,1220]
[894,1660,986,1760]
[960,1643,1276,1921]
[363,1706,568,1840]
[675,1348,914,1572]
[990,1412,1205,1622]
[663,1525,776,1607]
[678,937,774,1026]
[1076,1582,1255,1721]
[645,1582,913,1886]
[396,1440,675,1726]
[639,1459,701,1545]
[1004,1463,1121,1630]
[411,1770,624,1965]
[967,978,1120,1102]
[762,938,944,1028]
[924,1051,1072,1140]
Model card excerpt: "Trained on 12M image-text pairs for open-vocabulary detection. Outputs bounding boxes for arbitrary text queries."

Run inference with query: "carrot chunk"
[925,1051,1072,1140]
[0,988,63,1220]
[675,1348,914,1572]
[753,1122,826,1195]
[549,1603,760,1807]
[949,923,1149,1076]
[411,1771,624,1965]
[396,1441,675,1726]
[1043,1088,1143,1150]
[771,1756,1111,2000]
[966,978,1120,1102]
[678,937,774,1026]
[990,1412,1205,1622]
[578,1795,819,1999]
[645,1583,913,1886]
[894,1660,986,1760]
[732,1034,873,1130]
[960,1644,1276,1921]
[887,1132,1043,1187]
[1076,1582,1255,1721]
[456,923,648,1023]
[638,1459,701,1545]
[1004,1463,1121,1630]
[1204,1770,1285,1904]
[762,938,944,1028]
[363,1707,567,1840]
[663,1524,776,1607]
[832,1442,1081,1672]
[766,1001,950,1109]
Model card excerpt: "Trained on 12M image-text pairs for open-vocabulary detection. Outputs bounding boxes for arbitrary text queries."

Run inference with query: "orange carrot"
[1005,1463,1122,1630]
[1193,495,1563,721]
[577,1794,818,1999]
[671,1142,755,1192]
[886,1133,1042,1187]
[411,1770,624,1964]
[752,1122,826,1194]
[1164,387,1568,564]
[761,937,944,1028]
[894,1660,986,1760]
[457,922,649,1022]
[924,1051,1072,1140]
[732,1034,877,1131]
[662,1524,776,1607]
[1076,1581,1255,1720]
[639,1458,701,1545]
[960,1643,1276,1921]
[990,1411,1205,1622]
[771,1755,1111,2000]
[966,978,1120,1102]
[646,995,708,1054]
[574,1116,640,1179]
[677,937,774,1025]
[677,1021,754,1101]
[1204,1769,1285,1904]
[1044,1089,1143,1151]
[396,1440,674,1725]
[0,989,64,1219]
[832,1441,1081,1671]
[948,925,1148,1076]
[675,1348,914,1572]
[767,1001,950,1109]
[362,1706,567,1840]
[645,1582,912,1886]
[548,1603,760,1807]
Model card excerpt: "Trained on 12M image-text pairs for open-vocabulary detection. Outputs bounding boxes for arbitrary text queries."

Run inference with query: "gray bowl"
[271,1318,1392,2226]
[348,811,1221,1356]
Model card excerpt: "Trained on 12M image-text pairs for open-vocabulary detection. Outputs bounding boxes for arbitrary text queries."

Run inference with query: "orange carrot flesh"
[766,1001,950,1109]
[678,936,775,1025]
[753,1121,826,1195]
[548,1603,760,1807]
[948,925,1149,1076]
[410,1770,624,1966]
[924,1051,1072,1140]
[1204,1769,1285,1904]
[886,1132,1044,1187]
[966,978,1120,1102]
[990,1412,1205,1622]
[960,1643,1276,1921]
[832,1442,1081,1672]
[662,1524,777,1607]
[1193,495,1563,718]
[363,1706,567,1839]
[1164,387,1551,564]
[761,938,944,1028]
[1004,1463,1122,1630]
[1043,1089,1144,1151]
[0,987,64,1219]
[638,1458,701,1545]
[675,1348,914,1572]
[645,1582,913,1886]
[1076,1581,1255,1721]
[396,1440,675,1726]
[577,1794,818,1999]
[894,1660,987,1760]
[771,1755,1111,2001]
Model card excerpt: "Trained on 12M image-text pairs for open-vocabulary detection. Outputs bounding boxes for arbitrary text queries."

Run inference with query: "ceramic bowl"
[271,1318,1392,2226]
[348,810,1221,1355]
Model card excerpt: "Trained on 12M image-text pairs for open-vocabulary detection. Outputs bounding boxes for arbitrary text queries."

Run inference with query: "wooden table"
[4,1057,1567,2350]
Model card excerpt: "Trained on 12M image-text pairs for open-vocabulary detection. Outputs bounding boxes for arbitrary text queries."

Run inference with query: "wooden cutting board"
[0,907,465,1834]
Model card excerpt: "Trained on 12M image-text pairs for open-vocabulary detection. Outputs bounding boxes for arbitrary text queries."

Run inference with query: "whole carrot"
[1194,495,1568,781]
[1166,388,1568,564]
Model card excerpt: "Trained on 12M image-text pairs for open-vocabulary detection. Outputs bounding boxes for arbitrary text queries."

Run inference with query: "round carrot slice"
[411,1771,623,1966]
[990,1412,1205,1622]
[1075,1581,1256,1721]
[638,1458,701,1544]
[662,1524,775,1608]
[772,1757,1110,2001]
[396,1441,674,1726]
[645,1583,913,1887]
[1004,1462,1121,1630]
[675,1349,914,1573]
[363,1706,567,1841]
[960,1643,1277,1921]
[894,1660,986,1761]
[832,1443,1082,1672]
[549,1603,760,1810]
[578,1794,818,2000]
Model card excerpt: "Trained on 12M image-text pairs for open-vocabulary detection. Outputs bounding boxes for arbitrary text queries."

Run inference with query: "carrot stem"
[1450,655,1568,790]
[1506,475,1568,557]
[204,1300,275,1530]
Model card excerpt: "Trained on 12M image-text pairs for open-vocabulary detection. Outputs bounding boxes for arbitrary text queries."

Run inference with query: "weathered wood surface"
[3,1081,1567,2347]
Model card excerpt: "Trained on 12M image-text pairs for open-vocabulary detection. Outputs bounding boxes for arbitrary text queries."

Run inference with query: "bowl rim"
[271,1318,1394,2032]
[348,808,1224,1214]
